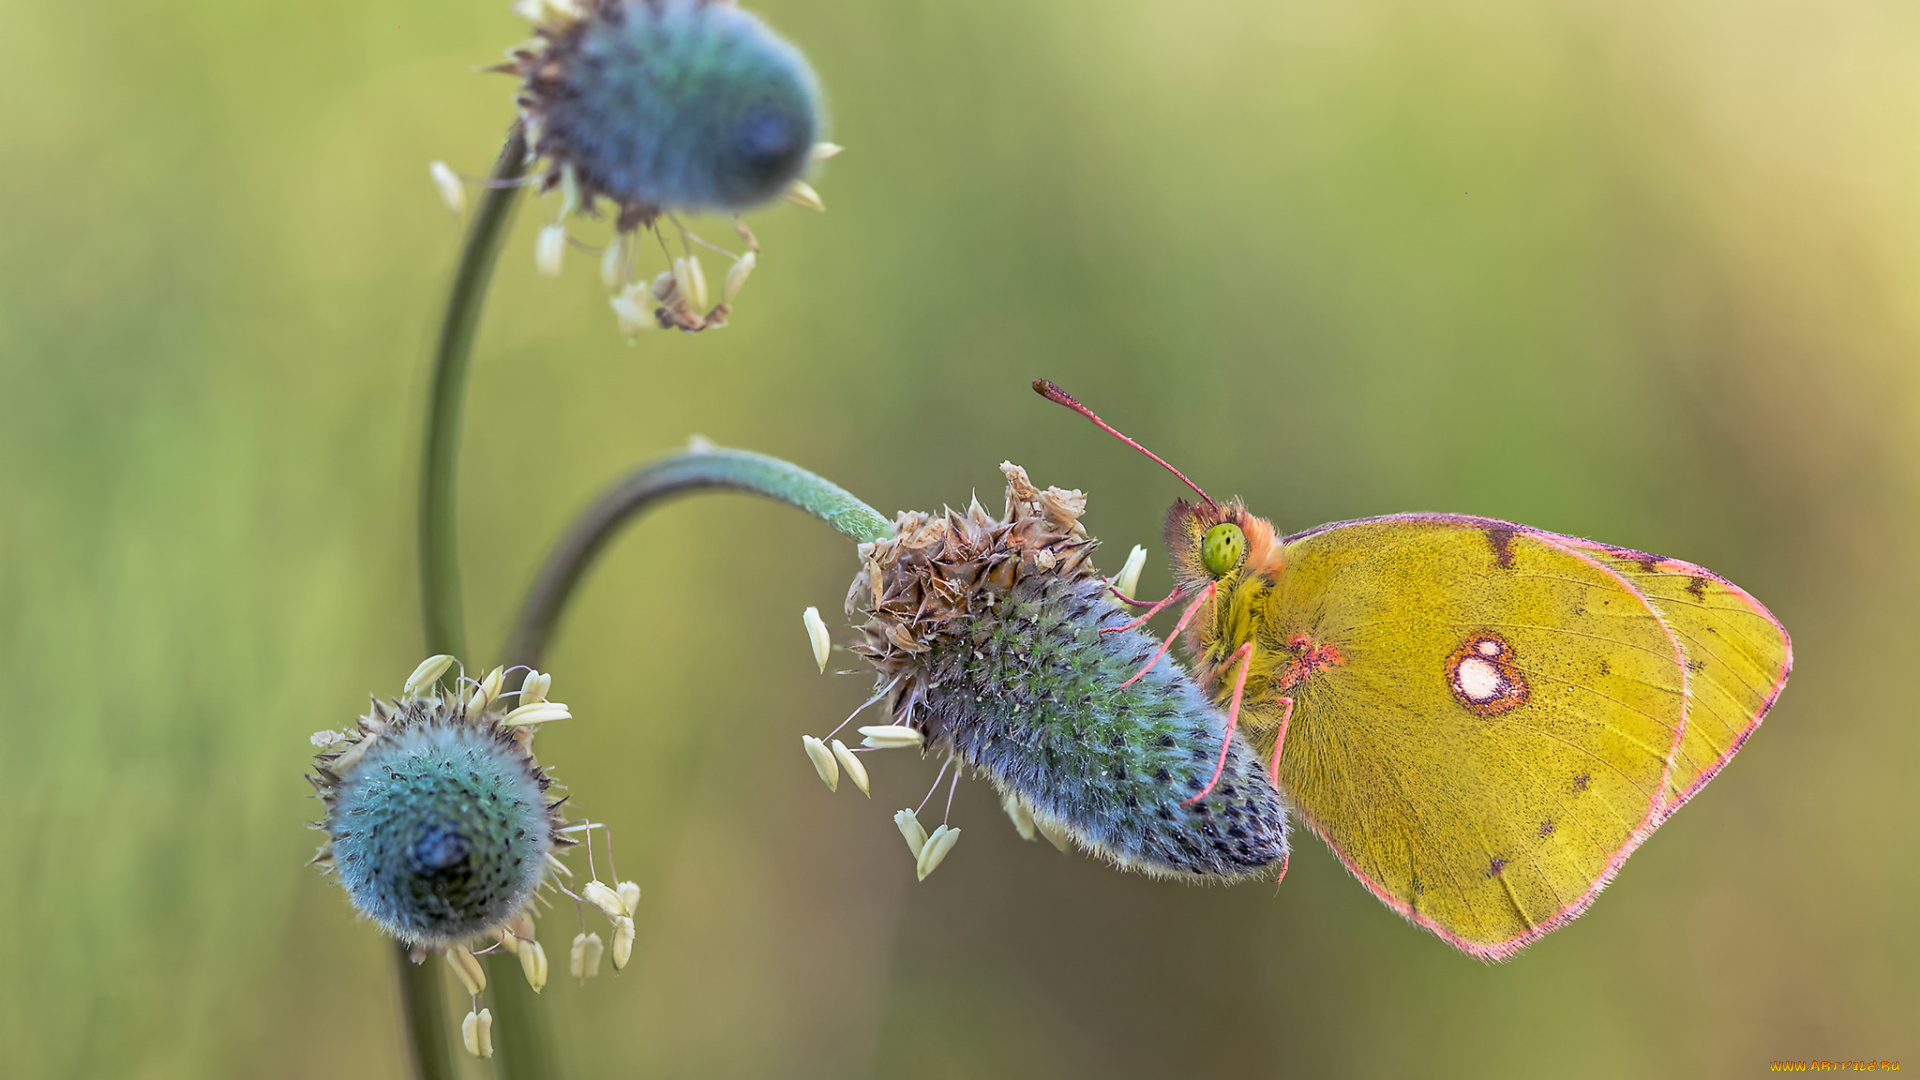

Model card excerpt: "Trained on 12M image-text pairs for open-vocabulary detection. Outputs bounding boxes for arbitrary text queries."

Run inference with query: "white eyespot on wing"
[1456,656,1505,703]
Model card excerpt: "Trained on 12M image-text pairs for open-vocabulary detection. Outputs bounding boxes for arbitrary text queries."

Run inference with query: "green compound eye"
[1200,523,1247,577]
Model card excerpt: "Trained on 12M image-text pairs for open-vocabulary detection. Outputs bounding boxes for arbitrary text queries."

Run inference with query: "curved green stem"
[406,126,531,1080]
[420,125,527,664]
[504,447,889,669]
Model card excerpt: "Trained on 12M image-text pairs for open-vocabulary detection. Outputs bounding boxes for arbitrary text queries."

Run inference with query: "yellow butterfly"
[1038,380,1792,959]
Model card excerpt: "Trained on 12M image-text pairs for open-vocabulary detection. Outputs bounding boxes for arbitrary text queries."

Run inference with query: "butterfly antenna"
[1032,379,1215,507]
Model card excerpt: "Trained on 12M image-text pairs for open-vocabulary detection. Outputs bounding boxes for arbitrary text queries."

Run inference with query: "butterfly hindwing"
[1556,540,1792,818]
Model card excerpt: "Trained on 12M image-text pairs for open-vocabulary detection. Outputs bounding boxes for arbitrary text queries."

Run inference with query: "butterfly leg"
[1181,641,1255,806]
[1117,581,1217,691]
[1267,695,1294,788]
[1099,584,1188,633]
[1274,852,1290,887]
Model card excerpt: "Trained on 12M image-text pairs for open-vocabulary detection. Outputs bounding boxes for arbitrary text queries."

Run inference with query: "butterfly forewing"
[1265,518,1688,959]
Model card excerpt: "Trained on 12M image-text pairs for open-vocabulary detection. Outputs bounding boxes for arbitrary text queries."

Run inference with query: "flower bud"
[311,670,568,948]
[513,1,821,215]
[617,880,641,917]
[570,932,604,979]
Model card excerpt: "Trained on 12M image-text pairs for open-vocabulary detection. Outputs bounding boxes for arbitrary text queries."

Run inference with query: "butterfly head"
[1164,498,1284,592]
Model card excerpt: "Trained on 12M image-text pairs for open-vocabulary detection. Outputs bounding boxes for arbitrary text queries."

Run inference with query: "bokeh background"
[3,0,1916,1076]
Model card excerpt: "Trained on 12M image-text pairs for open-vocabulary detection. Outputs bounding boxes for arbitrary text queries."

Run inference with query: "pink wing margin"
[1279,512,1711,961]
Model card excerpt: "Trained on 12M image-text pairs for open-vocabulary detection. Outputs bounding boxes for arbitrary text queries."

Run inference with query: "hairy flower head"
[308,663,573,948]
[838,464,1290,881]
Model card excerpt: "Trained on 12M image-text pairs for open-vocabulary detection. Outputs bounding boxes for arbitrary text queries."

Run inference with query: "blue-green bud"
[310,676,569,947]
[514,0,822,219]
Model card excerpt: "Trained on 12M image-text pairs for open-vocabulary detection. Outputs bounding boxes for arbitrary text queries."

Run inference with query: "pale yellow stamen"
[429,162,465,216]
[462,1008,494,1058]
[610,915,634,971]
[802,735,838,792]
[783,180,825,211]
[723,251,757,305]
[535,225,567,278]
[894,808,928,859]
[570,932,603,979]
[583,880,627,920]
[519,939,548,993]
[1113,545,1147,601]
[404,655,457,697]
[445,945,486,997]
[831,740,869,797]
[916,825,961,881]
[500,701,571,728]
[802,606,831,672]
[1000,790,1036,841]
[858,724,923,749]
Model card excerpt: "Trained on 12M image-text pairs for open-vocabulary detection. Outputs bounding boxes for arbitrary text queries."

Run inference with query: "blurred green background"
[3,0,1915,1076]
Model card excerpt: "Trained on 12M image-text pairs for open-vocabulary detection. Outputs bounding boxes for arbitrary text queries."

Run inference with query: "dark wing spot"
[1687,575,1710,600]
[1487,857,1508,877]
[1597,658,1610,676]
[1572,773,1591,792]
[1538,819,1555,836]
[1484,526,1517,569]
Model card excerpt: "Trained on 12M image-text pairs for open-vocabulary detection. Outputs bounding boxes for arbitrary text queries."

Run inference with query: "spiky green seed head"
[309,675,570,947]
[847,464,1289,880]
